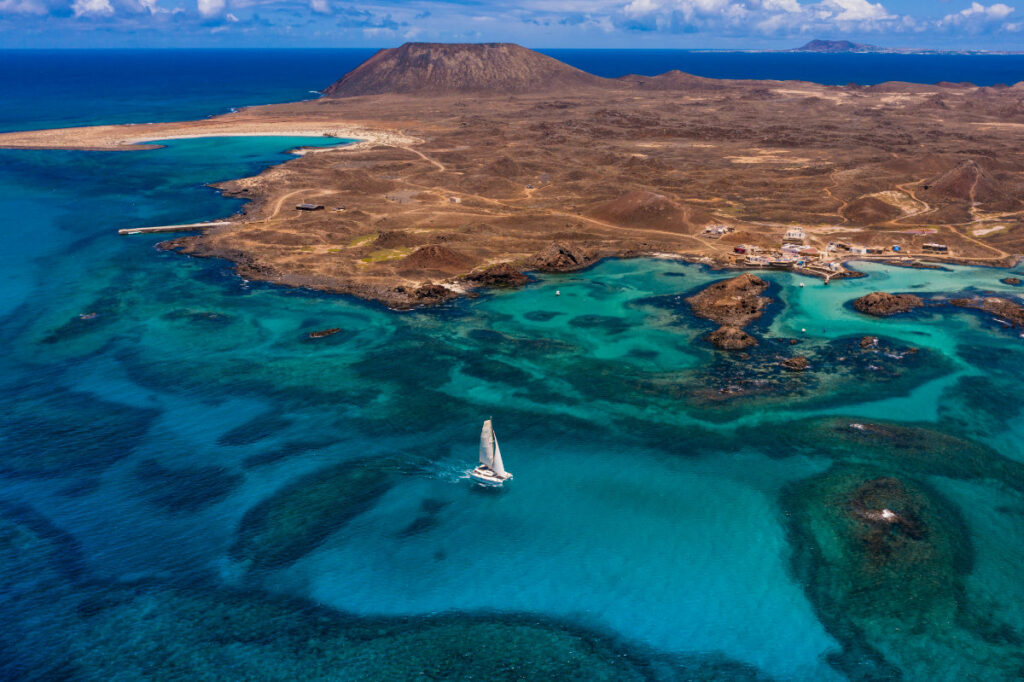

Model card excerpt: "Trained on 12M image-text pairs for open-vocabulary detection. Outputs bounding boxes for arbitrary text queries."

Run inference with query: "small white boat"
[470,419,512,486]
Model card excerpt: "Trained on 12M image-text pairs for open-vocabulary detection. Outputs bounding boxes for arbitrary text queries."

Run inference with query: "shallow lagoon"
[3,134,1024,680]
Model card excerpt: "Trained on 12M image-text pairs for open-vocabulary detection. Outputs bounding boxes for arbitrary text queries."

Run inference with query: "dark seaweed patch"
[0,389,159,478]
[242,438,335,469]
[217,412,292,447]
[568,314,632,335]
[523,310,563,322]
[134,459,242,513]
[231,457,400,569]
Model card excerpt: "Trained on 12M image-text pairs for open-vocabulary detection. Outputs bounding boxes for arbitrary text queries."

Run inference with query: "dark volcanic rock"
[708,325,758,350]
[688,274,772,351]
[324,42,609,97]
[463,262,529,288]
[780,355,810,371]
[687,274,771,327]
[950,295,1024,327]
[308,327,341,339]
[852,291,924,316]
[531,241,596,271]
[413,283,455,304]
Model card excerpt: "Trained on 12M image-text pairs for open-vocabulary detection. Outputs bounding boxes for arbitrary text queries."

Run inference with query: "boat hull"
[470,466,512,486]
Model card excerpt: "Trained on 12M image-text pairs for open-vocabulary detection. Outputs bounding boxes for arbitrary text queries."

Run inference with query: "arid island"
[2,42,1023,307]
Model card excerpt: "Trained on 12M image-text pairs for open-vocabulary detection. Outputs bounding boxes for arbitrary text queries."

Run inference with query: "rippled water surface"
[3,69,1024,682]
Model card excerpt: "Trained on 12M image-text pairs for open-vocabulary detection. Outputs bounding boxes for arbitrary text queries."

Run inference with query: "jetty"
[118,221,231,236]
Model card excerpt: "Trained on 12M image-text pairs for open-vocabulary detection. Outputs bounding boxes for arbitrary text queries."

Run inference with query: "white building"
[783,227,805,243]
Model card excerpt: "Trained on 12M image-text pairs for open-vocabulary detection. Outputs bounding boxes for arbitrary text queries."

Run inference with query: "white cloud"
[0,0,48,14]
[72,0,113,16]
[309,0,328,13]
[823,0,890,22]
[196,0,222,16]
[941,2,1014,25]
[938,2,1016,32]
[619,0,901,32]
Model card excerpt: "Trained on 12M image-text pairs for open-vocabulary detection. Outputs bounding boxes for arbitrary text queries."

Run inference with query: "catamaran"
[470,419,512,485]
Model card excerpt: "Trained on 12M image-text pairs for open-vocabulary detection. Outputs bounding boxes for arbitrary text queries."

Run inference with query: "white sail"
[490,433,507,477]
[479,419,494,467]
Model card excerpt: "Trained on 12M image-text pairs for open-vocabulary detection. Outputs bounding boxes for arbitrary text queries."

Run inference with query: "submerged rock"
[1002,277,1021,286]
[780,355,809,371]
[752,416,1024,491]
[307,327,341,339]
[785,465,1024,680]
[852,291,924,316]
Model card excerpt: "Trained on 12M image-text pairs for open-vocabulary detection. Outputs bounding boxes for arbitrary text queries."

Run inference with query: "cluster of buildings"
[713,222,952,278]
[732,227,840,274]
[732,228,950,278]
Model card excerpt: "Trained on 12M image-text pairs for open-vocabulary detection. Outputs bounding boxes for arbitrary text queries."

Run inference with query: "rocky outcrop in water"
[853,291,1024,329]
[950,295,1024,327]
[707,325,757,350]
[688,274,771,327]
[780,355,809,371]
[852,291,924,316]
[1001,277,1021,286]
[687,274,771,350]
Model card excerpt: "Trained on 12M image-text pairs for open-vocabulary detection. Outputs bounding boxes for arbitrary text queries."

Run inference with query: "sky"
[0,0,1021,50]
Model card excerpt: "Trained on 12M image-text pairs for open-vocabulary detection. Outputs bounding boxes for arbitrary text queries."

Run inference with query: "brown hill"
[589,190,711,233]
[842,195,903,224]
[324,42,609,97]
[618,70,724,92]
[398,245,474,274]
[920,159,1019,212]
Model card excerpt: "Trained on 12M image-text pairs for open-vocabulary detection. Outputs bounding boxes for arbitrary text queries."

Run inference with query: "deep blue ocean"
[1,48,1022,131]
[2,50,1024,680]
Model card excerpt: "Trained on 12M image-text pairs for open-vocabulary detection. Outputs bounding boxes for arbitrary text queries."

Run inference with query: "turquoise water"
[4,110,1024,681]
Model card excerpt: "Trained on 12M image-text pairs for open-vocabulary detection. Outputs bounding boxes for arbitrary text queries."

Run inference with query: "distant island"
[792,39,1022,55]
[0,42,1021,308]
[794,39,881,53]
